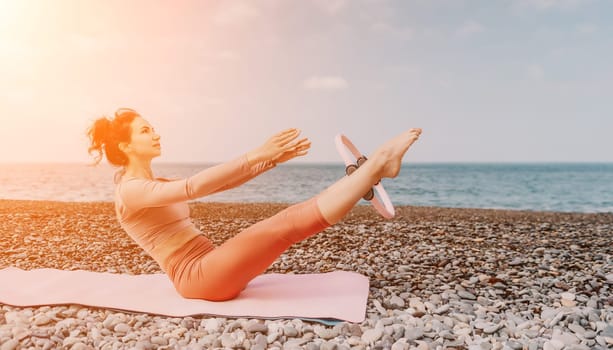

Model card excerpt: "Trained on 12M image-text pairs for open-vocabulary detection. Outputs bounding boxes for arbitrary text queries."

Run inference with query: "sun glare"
[0,2,28,32]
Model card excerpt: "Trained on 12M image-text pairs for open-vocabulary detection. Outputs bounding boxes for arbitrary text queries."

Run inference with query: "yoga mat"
[0,267,369,323]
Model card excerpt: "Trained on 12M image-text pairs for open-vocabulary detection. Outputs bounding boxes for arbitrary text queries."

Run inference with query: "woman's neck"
[123,158,154,180]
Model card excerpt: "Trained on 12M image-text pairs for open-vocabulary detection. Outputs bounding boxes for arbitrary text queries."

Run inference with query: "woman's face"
[125,116,161,160]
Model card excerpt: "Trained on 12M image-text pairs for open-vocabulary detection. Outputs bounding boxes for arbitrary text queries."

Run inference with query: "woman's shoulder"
[116,176,143,184]
[116,176,178,186]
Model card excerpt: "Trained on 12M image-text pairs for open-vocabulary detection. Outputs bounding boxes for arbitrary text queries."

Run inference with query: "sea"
[1,162,612,213]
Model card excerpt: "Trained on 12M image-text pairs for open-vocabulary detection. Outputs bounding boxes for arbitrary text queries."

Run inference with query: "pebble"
[33,314,52,326]
[220,333,238,348]
[509,258,523,266]
[204,318,221,333]
[361,328,383,344]
[568,323,585,336]
[477,296,490,306]
[372,299,387,315]
[1,202,612,350]
[113,323,130,334]
[543,340,564,350]
[414,340,429,350]
[458,291,477,300]
[254,334,267,348]
[533,247,546,255]
[409,298,426,313]
[439,329,455,340]
[70,343,91,350]
[388,295,405,309]
[433,304,450,315]
[303,343,319,350]
[247,322,269,334]
[391,339,408,350]
[150,336,168,346]
[405,327,424,341]
[483,323,503,334]
[601,325,613,337]
[62,337,83,348]
[0,340,19,350]
[506,340,523,350]
[314,326,338,340]
[283,325,299,337]
[318,341,336,350]
[348,324,362,337]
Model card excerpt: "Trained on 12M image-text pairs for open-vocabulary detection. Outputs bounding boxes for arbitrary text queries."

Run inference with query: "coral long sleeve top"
[114,155,275,263]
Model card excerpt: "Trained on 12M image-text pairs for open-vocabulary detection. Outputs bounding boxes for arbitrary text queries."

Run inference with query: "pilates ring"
[335,134,395,219]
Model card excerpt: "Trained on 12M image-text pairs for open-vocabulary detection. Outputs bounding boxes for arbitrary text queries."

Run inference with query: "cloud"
[311,0,349,15]
[2,89,36,106]
[68,34,117,53]
[576,23,597,34]
[371,22,414,41]
[456,20,485,38]
[527,64,545,80]
[200,97,225,106]
[0,38,34,57]
[438,78,453,89]
[213,1,261,26]
[303,76,348,91]
[0,39,38,79]
[385,64,420,75]
[216,50,240,62]
[515,0,589,10]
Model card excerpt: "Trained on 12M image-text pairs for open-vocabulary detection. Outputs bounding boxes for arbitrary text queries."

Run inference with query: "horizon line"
[1,160,612,165]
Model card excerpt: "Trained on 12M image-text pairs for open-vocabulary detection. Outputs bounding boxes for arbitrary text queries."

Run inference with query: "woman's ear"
[118,142,130,154]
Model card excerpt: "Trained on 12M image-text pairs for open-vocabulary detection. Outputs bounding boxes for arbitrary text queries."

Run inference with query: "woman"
[87,108,421,301]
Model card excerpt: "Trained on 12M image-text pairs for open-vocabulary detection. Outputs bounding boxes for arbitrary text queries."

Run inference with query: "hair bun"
[86,109,140,167]
[87,117,113,164]
[95,117,114,145]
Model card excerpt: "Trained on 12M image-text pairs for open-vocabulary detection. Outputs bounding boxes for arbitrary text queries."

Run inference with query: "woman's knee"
[175,280,243,301]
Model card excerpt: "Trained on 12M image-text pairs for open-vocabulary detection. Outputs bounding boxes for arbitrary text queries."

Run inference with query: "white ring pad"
[335,134,395,219]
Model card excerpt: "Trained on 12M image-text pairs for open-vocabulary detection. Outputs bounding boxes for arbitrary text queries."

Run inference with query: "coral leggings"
[164,197,331,301]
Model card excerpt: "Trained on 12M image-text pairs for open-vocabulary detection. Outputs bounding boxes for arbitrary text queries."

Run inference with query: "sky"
[0,0,611,164]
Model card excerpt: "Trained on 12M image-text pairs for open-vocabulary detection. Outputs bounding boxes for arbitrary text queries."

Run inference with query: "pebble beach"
[0,200,611,350]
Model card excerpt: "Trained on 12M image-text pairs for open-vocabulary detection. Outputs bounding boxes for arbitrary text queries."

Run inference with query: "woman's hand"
[247,128,311,165]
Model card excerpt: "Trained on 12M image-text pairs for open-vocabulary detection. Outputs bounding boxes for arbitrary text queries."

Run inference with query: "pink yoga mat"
[0,267,369,323]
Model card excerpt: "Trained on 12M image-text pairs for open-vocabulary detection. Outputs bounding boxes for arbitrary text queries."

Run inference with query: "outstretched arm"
[117,155,271,210]
[245,128,311,166]
[117,128,311,210]
[210,128,311,194]
[207,156,275,195]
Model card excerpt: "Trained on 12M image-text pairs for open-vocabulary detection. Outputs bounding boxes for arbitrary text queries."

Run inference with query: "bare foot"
[370,128,422,179]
